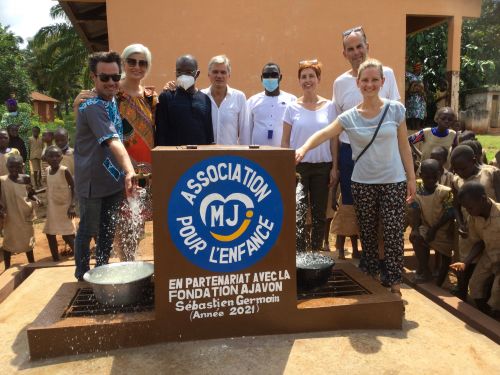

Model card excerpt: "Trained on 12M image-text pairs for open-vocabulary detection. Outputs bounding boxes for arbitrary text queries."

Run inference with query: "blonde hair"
[208,54,231,74]
[121,43,152,72]
[357,58,383,80]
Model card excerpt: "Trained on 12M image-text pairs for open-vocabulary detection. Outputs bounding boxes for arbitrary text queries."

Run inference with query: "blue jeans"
[74,190,123,280]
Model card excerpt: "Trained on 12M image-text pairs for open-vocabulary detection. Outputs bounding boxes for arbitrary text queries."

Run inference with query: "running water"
[295,180,308,253]
[114,188,147,261]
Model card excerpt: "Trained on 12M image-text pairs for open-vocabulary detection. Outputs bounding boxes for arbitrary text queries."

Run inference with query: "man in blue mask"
[155,55,214,146]
[247,63,296,146]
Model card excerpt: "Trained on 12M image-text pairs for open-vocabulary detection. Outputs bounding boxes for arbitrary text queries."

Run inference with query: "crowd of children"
[0,125,75,269]
[403,107,499,318]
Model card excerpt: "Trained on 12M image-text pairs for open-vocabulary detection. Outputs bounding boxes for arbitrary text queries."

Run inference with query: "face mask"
[176,75,195,90]
[262,78,279,92]
[8,111,18,116]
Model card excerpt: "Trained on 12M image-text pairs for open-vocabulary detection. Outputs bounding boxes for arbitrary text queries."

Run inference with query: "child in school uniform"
[430,146,454,188]
[408,106,457,168]
[409,159,454,286]
[450,145,500,299]
[330,182,360,260]
[40,131,54,186]
[28,126,43,188]
[54,128,74,176]
[42,146,76,260]
[0,154,39,270]
[0,130,20,176]
[450,182,500,318]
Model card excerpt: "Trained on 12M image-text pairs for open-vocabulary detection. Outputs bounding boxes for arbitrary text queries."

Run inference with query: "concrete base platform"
[26,263,403,359]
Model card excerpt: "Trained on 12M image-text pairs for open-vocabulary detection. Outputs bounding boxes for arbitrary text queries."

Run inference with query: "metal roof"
[58,0,108,52]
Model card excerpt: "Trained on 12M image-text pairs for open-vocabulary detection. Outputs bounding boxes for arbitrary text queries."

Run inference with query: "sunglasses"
[342,26,365,38]
[126,57,148,68]
[299,59,318,67]
[96,73,121,82]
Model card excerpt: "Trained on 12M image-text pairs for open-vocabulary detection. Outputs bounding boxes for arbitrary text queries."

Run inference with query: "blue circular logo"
[168,156,283,272]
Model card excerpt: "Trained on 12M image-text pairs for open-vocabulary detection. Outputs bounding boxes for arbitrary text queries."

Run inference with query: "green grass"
[477,135,500,162]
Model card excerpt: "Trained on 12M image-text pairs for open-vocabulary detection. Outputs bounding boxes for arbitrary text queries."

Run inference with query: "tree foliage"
[460,0,499,90]
[26,4,88,114]
[0,24,33,103]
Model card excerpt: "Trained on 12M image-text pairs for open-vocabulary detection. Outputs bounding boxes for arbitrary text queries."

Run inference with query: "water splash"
[295,181,308,252]
[114,188,147,261]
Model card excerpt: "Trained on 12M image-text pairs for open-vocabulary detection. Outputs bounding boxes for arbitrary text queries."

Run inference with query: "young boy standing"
[29,126,43,188]
[451,182,500,318]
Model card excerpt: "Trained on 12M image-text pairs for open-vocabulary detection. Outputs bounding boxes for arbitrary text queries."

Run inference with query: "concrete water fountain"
[26,146,403,360]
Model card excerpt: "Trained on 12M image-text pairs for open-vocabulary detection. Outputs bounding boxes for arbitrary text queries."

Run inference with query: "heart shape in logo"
[199,193,255,242]
[199,193,254,225]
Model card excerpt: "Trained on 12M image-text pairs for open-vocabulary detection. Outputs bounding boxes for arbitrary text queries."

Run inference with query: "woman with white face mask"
[281,60,337,253]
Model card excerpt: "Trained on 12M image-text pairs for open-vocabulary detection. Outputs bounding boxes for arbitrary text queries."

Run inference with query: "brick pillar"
[446,16,463,114]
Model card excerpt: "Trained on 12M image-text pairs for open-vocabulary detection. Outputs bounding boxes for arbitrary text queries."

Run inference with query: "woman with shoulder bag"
[296,59,416,295]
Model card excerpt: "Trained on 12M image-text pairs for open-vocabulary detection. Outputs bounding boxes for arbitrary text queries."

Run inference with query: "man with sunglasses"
[330,27,400,262]
[155,55,214,146]
[247,63,296,146]
[74,51,136,281]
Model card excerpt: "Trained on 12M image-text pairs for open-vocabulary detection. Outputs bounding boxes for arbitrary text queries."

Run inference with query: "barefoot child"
[28,126,43,188]
[42,146,76,260]
[450,182,500,318]
[0,130,20,176]
[409,159,454,285]
[0,155,38,270]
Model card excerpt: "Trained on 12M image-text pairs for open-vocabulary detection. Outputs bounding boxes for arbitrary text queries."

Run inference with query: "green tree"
[27,4,88,115]
[460,0,499,92]
[0,23,33,103]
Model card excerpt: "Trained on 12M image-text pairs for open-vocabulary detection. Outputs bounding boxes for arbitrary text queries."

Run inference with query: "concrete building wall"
[464,88,500,134]
[106,0,480,100]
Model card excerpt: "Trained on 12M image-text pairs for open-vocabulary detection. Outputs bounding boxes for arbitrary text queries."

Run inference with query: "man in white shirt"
[201,55,249,145]
[247,63,297,146]
[331,26,400,264]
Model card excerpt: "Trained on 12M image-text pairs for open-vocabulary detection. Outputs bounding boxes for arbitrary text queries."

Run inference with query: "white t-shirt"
[247,91,297,146]
[201,86,249,145]
[283,100,336,163]
[332,66,400,143]
[338,99,406,184]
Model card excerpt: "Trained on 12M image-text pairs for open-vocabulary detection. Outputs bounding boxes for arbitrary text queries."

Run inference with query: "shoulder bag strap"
[355,103,390,163]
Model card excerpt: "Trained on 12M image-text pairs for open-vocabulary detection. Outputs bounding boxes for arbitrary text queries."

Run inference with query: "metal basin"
[296,252,335,290]
[83,261,154,306]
